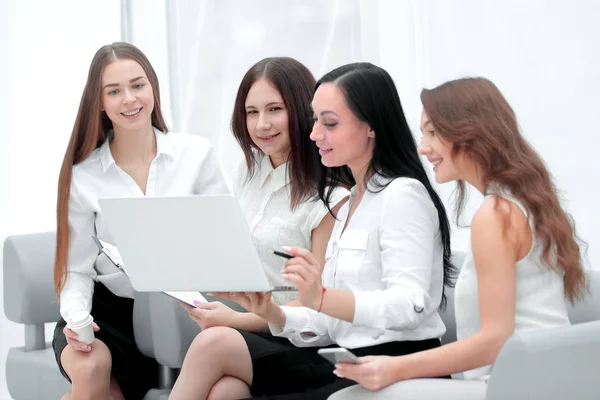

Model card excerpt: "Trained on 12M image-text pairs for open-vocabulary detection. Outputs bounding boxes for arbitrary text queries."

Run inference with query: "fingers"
[283,246,319,266]
[92,322,100,332]
[63,329,92,353]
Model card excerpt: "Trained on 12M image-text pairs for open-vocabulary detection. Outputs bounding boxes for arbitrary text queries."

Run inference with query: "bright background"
[1,1,598,398]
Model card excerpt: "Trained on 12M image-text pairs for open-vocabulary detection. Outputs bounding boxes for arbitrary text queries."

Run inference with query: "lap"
[328,379,488,400]
[52,283,159,400]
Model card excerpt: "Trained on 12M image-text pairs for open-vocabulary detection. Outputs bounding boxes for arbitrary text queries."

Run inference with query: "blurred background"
[1,1,598,397]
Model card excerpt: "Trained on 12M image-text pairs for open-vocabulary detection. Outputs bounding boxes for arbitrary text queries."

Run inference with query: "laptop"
[97,194,296,293]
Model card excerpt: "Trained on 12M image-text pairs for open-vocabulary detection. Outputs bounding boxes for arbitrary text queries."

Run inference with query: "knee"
[65,341,112,382]
[187,327,241,360]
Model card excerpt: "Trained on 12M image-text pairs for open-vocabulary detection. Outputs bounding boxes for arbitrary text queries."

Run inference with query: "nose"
[123,88,136,104]
[256,112,271,131]
[310,123,324,142]
[417,137,431,156]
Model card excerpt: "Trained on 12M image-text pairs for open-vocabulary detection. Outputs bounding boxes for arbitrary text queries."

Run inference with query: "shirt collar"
[99,127,172,173]
[258,154,290,191]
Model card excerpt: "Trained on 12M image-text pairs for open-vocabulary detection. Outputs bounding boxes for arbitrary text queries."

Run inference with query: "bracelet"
[317,286,327,313]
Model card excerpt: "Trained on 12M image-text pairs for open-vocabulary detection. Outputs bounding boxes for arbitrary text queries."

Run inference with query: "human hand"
[181,301,239,330]
[211,292,285,326]
[63,323,100,352]
[281,246,324,310]
[334,356,398,391]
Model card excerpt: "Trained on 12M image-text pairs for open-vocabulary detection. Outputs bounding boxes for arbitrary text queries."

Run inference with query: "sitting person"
[52,42,230,400]
[333,77,588,399]
[169,62,456,400]
[181,57,349,332]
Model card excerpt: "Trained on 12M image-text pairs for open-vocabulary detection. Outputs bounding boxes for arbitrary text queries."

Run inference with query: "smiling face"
[244,77,291,168]
[417,109,461,183]
[309,83,374,172]
[100,59,154,133]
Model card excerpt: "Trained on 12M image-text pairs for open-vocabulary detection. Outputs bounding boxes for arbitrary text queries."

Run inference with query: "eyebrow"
[245,101,284,109]
[314,110,338,117]
[102,76,146,90]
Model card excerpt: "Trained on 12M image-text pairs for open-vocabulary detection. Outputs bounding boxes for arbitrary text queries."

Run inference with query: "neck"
[269,149,290,169]
[110,123,156,164]
[461,164,486,194]
[350,162,371,194]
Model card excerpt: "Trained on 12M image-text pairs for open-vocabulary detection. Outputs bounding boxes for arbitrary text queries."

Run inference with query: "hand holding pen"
[270,246,325,311]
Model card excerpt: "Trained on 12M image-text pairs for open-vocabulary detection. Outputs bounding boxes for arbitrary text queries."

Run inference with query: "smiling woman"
[52,42,230,400]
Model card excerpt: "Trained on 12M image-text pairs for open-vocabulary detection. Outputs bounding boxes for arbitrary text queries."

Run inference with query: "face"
[245,78,290,167]
[310,83,374,170]
[100,59,154,132]
[417,109,459,183]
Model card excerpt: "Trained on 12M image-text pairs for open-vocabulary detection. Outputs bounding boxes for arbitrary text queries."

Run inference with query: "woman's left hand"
[333,356,399,391]
[281,246,324,310]
[211,292,285,325]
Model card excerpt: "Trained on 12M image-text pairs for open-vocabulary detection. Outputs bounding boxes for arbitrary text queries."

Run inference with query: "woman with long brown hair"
[332,77,588,399]
[52,42,230,400]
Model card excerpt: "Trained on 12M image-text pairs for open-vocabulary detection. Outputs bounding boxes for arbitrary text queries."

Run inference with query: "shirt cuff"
[353,290,379,328]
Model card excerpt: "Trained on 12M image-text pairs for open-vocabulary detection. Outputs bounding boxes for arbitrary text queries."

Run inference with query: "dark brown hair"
[54,42,168,295]
[421,77,587,303]
[231,57,322,209]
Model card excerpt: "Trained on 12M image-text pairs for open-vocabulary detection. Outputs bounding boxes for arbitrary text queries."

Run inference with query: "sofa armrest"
[3,232,60,324]
[486,320,600,400]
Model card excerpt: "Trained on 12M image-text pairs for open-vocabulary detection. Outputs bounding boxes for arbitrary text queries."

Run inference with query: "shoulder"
[72,147,103,181]
[379,177,438,225]
[473,195,527,234]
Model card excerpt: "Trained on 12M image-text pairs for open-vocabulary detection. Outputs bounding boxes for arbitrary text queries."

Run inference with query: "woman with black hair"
[170,62,455,400]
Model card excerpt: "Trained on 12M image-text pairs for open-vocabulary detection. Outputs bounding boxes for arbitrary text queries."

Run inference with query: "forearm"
[230,312,270,333]
[395,332,506,380]
[315,288,355,323]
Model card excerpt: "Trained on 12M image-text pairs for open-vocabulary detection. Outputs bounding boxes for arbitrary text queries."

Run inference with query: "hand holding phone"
[318,348,363,364]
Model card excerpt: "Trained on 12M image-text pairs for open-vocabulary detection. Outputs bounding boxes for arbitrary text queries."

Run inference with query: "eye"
[108,89,119,96]
[269,106,282,112]
[428,130,435,136]
[133,83,144,89]
[246,110,258,115]
[324,122,338,128]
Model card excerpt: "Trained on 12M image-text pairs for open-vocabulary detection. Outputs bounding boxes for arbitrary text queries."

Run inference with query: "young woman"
[333,77,587,399]
[169,63,455,400]
[52,42,230,400]
[181,57,349,332]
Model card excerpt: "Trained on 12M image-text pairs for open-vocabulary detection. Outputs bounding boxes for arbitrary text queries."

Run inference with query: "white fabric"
[329,378,487,400]
[454,188,571,380]
[271,177,446,349]
[60,128,230,321]
[234,155,349,305]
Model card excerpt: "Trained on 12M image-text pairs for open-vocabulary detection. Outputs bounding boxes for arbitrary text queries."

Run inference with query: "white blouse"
[455,188,570,380]
[60,128,231,321]
[233,155,349,305]
[271,176,447,349]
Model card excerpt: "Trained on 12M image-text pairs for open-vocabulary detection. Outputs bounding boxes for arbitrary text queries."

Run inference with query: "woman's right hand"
[63,323,100,352]
[212,292,286,326]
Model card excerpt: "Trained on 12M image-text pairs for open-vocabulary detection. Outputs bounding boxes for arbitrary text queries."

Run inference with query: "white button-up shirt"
[60,129,230,321]
[234,155,349,305]
[272,177,446,349]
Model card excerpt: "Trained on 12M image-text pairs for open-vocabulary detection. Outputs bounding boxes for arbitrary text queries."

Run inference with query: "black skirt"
[237,329,444,400]
[52,282,159,400]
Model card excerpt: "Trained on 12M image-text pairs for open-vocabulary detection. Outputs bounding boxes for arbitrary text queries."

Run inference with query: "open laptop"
[97,194,296,293]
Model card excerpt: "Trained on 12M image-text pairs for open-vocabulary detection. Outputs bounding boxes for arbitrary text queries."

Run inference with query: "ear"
[367,127,375,138]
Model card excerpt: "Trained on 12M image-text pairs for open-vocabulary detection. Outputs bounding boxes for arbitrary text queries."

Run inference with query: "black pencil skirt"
[238,329,445,400]
[52,283,159,400]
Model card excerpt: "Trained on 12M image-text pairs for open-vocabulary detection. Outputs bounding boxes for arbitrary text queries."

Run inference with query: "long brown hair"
[54,42,168,295]
[421,77,587,303]
[231,57,321,209]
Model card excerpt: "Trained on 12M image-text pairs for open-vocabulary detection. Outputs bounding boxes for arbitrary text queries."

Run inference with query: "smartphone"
[318,348,363,364]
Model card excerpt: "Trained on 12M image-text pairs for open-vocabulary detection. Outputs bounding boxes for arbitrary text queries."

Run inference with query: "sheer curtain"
[139,0,599,258]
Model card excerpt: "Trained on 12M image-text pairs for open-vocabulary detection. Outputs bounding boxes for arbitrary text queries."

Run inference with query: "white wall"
[0,1,121,398]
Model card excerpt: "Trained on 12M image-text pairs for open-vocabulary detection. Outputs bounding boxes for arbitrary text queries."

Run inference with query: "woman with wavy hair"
[333,77,587,399]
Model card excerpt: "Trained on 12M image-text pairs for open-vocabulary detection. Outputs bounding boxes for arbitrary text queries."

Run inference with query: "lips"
[257,133,280,142]
[121,107,142,116]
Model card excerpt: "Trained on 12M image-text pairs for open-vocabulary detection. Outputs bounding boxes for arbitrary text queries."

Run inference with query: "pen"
[268,249,294,259]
